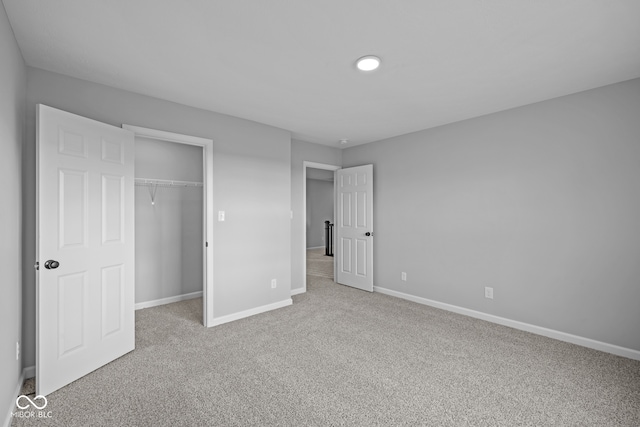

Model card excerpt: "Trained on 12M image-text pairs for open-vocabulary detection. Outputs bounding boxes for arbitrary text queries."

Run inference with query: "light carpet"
[306,248,334,279]
[12,276,640,426]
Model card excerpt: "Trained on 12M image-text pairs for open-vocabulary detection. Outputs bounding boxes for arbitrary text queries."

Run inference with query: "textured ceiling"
[4,0,640,147]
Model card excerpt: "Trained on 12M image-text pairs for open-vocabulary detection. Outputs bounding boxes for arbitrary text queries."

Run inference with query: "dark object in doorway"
[324,220,334,257]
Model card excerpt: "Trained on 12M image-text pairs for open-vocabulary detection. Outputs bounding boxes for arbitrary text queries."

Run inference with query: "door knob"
[44,260,60,270]
[365,232,371,236]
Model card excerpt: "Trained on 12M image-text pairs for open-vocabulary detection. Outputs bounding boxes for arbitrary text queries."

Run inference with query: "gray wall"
[306,178,334,248]
[343,78,640,351]
[22,67,292,368]
[291,140,341,292]
[135,137,203,303]
[0,2,25,422]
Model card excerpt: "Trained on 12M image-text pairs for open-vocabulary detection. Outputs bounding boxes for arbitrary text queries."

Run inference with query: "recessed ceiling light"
[356,55,381,71]
[339,139,349,145]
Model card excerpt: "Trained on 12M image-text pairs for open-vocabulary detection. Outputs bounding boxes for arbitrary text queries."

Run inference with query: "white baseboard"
[373,286,640,361]
[291,287,306,296]
[22,366,35,380]
[135,291,203,310]
[209,298,293,327]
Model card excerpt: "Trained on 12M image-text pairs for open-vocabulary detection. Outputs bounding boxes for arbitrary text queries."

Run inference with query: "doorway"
[302,161,340,292]
[306,167,335,280]
[123,125,214,327]
[301,162,375,294]
[133,137,203,320]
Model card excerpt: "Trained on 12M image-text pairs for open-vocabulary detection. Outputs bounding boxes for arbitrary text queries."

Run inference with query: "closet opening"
[124,125,214,327]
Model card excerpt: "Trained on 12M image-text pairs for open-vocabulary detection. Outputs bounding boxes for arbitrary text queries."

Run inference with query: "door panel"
[38,104,135,396]
[356,191,367,227]
[356,239,367,276]
[59,169,88,248]
[341,238,352,273]
[58,272,87,356]
[101,137,125,164]
[341,192,352,226]
[336,165,373,292]
[101,174,124,244]
[101,264,125,337]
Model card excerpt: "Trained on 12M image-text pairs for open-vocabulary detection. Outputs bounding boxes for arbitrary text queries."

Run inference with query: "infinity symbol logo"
[16,395,48,410]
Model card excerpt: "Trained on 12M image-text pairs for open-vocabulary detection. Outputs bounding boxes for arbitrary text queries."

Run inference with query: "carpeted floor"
[306,248,334,279]
[12,275,640,426]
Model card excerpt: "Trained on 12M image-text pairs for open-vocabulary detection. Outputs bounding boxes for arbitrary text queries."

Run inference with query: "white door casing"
[336,165,374,292]
[122,124,214,327]
[37,105,135,396]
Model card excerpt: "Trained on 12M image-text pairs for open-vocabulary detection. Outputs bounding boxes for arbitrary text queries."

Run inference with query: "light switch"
[218,211,225,221]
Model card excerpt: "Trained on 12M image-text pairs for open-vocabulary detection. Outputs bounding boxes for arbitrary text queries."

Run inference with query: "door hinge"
[205,242,208,247]
[34,261,39,270]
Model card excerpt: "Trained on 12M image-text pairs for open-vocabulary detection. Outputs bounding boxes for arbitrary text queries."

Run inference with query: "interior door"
[336,165,373,291]
[37,104,135,396]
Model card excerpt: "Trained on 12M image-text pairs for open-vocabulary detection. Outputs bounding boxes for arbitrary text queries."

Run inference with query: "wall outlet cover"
[485,287,494,299]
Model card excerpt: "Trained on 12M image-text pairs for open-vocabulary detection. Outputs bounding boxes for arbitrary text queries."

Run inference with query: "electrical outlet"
[485,287,494,299]
[401,272,407,281]
[271,279,277,289]
[16,342,19,361]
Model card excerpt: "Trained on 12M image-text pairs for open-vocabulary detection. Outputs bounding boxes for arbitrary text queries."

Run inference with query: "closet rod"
[134,178,203,188]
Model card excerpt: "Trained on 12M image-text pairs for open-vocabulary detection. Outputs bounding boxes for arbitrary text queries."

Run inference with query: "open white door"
[336,165,373,292]
[37,105,135,396]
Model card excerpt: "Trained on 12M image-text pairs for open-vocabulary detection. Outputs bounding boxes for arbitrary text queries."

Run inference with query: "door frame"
[301,161,341,292]
[123,125,214,327]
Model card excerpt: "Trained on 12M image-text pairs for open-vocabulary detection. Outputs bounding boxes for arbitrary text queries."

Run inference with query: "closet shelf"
[135,178,203,188]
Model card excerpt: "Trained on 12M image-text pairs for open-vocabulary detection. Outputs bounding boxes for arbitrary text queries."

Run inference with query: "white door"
[37,104,135,396]
[336,165,374,292]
